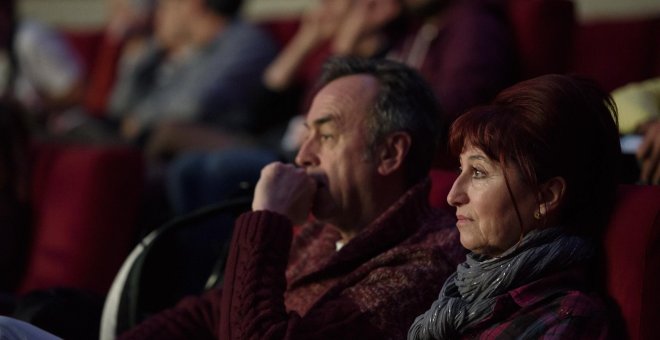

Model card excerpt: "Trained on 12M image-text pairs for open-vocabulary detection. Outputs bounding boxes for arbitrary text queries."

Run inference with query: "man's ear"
[377,132,411,176]
[537,176,566,216]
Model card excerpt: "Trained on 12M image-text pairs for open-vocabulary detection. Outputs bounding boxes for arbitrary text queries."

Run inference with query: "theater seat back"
[506,0,576,79]
[604,185,660,340]
[20,143,144,295]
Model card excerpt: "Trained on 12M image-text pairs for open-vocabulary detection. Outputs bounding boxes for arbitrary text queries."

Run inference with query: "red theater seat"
[19,142,144,295]
[571,18,660,92]
[506,0,575,79]
[604,185,660,340]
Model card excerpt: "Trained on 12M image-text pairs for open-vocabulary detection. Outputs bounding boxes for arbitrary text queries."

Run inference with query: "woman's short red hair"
[449,74,621,236]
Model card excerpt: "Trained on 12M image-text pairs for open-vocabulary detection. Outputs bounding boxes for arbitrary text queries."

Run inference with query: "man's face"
[295,74,380,228]
[154,0,189,49]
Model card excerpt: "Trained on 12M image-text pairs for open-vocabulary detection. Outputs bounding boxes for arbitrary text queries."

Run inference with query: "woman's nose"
[447,176,468,207]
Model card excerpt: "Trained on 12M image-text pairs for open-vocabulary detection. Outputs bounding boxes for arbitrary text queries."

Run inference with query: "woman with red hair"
[409,74,623,339]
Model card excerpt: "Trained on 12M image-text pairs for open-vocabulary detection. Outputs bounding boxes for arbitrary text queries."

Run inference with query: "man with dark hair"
[315,58,443,186]
[119,57,464,339]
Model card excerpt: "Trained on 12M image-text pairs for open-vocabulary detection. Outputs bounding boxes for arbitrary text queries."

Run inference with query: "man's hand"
[297,2,344,46]
[252,162,317,225]
[332,0,401,55]
[120,116,143,141]
[637,120,660,184]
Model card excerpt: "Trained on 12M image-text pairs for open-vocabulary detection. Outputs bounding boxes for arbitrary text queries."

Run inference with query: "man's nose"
[295,139,319,168]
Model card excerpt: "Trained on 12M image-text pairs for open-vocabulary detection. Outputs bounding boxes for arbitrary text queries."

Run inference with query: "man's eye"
[320,134,334,141]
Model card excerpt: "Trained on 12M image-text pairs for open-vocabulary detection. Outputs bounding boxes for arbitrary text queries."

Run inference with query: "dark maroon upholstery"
[507,0,660,91]
[570,18,660,92]
[506,0,575,79]
[604,185,660,340]
[19,143,144,295]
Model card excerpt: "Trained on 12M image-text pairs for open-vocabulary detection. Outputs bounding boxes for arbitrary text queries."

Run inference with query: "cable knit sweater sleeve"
[219,211,383,340]
[119,287,221,340]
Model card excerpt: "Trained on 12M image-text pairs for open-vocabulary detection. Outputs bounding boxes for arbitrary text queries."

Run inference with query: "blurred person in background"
[105,0,279,232]
[391,0,516,122]
[108,0,194,140]
[612,77,660,184]
[261,0,402,96]
[108,0,278,146]
[48,0,157,140]
[82,0,156,118]
[0,0,84,129]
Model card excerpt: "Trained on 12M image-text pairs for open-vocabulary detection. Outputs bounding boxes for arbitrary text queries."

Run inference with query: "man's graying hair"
[318,57,444,185]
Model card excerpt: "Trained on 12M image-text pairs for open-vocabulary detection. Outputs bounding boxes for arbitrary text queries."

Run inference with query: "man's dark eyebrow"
[303,115,336,129]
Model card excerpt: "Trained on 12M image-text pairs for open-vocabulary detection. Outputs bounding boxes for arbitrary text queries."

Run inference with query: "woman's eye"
[472,167,486,178]
[320,134,334,141]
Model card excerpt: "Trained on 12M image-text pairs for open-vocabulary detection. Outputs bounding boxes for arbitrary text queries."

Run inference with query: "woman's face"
[447,145,539,257]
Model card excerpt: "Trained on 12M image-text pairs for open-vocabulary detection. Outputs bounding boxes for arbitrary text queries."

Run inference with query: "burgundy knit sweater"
[120,181,464,340]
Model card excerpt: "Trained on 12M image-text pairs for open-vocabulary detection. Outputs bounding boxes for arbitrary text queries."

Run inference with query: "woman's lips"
[456,214,471,226]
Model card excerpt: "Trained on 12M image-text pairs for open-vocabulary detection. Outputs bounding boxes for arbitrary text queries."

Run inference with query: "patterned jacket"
[460,268,621,339]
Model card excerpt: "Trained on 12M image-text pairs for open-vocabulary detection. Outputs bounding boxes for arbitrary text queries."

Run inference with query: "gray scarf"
[408,228,594,340]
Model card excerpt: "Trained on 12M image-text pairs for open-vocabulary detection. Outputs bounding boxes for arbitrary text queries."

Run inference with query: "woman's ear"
[377,132,411,176]
[537,176,566,216]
